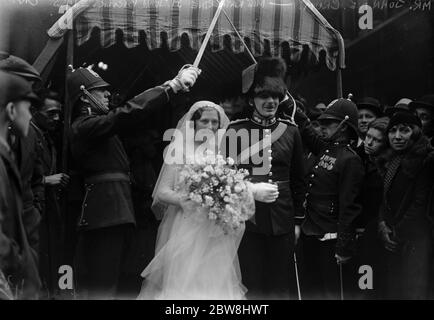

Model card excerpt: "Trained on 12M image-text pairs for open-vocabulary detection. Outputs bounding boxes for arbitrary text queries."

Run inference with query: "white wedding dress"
[137,101,250,300]
[137,165,247,300]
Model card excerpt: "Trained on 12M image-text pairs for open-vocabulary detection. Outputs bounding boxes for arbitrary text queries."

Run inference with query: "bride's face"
[195,109,220,133]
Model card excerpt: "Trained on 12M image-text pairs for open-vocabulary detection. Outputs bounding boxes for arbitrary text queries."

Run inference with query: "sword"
[294,252,302,300]
[339,262,344,300]
[192,0,226,68]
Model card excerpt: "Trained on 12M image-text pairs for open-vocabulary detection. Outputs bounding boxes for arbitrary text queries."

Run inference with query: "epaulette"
[228,118,249,126]
[277,118,298,127]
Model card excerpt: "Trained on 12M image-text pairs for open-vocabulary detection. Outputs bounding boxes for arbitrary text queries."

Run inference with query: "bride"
[138,101,279,300]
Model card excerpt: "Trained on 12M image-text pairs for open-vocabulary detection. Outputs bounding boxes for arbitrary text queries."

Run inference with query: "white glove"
[251,182,279,203]
[294,225,301,246]
[166,65,201,93]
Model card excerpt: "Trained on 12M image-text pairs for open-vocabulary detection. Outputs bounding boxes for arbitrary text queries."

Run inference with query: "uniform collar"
[332,141,351,148]
[251,111,277,127]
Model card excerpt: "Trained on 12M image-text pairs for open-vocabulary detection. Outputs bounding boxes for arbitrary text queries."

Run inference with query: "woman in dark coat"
[356,117,389,299]
[378,111,434,299]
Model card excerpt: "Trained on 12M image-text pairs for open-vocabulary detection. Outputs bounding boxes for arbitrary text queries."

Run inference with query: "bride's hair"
[190,105,221,130]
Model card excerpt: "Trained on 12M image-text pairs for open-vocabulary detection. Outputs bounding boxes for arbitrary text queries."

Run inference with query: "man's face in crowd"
[311,120,322,135]
[319,119,341,140]
[220,97,244,120]
[10,99,32,137]
[415,107,433,135]
[358,108,377,135]
[364,128,385,156]
[36,98,62,131]
[388,124,414,151]
[253,91,280,118]
[89,87,111,109]
[315,103,327,113]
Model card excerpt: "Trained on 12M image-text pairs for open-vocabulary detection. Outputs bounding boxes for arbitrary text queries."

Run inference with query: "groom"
[226,58,306,299]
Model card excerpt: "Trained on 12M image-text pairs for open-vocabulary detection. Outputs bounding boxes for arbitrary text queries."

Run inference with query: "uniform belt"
[318,233,338,241]
[84,172,130,185]
[306,193,338,201]
[273,180,290,185]
[251,179,290,184]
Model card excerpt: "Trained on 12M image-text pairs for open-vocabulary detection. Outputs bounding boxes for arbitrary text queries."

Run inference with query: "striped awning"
[48,0,345,70]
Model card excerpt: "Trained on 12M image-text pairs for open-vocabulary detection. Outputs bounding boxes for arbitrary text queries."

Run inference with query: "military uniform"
[226,114,306,299]
[295,99,364,299]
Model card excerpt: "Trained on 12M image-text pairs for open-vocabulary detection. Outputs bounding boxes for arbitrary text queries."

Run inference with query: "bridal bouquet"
[177,151,255,234]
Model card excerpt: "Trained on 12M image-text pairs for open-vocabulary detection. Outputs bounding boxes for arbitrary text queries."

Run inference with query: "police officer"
[68,65,200,299]
[294,98,365,299]
[226,58,306,299]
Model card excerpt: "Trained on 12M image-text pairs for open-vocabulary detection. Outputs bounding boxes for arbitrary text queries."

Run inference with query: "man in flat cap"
[409,94,434,146]
[0,70,41,299]
[0,53,44,283]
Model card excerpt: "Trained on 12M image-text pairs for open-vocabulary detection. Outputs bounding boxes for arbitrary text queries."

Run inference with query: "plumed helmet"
[0,52,41,82]
[242,57,287,100]
[318,98,359,138]
[0,70,40,108]
[67,67,110,104]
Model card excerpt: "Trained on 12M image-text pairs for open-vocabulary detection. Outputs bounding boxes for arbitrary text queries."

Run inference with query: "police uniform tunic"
[295,112,365,299]
[70,85,172,299]
[303,141,364,256]
[71,87,170,231]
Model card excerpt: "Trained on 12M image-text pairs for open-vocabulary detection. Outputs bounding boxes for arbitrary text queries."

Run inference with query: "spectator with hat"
[384,98,412,118]
[377,111,434,299]
[0,70,41,299]
[408,94,434,145]
[0,53,44,273]
[356,97,383,145]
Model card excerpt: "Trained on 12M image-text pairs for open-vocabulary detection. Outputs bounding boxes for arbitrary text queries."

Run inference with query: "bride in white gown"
[138,101,248,300]
[138,101,279,300]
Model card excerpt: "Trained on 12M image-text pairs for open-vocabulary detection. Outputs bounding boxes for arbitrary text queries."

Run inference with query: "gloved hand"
[179,196,199,213]
[166,65,201,93]
[44,173,70,188]
[250,182,279,203]
[378,221,398,252]
[294,225,301,246]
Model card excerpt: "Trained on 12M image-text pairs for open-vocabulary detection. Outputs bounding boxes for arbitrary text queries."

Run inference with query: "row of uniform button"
[265,129,273,183]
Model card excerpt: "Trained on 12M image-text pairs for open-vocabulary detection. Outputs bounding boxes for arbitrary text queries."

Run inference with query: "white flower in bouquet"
[177,153,254,234]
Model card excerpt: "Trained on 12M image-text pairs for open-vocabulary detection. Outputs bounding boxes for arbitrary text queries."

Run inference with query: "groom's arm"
[290,127,307,225]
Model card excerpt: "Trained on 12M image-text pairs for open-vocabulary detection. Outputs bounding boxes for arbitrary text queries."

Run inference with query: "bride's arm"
[154,165,183,207]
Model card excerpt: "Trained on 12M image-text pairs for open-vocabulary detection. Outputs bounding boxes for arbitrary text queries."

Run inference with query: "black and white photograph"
[0,0,433,306]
